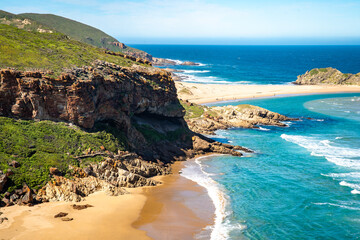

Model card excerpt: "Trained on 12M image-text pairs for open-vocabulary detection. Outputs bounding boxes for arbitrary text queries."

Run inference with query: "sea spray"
[181,156,246,240]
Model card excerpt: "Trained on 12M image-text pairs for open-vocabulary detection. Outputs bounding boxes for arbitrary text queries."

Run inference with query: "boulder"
[54,212,68,218]
[0,174,7,192]
[49,167,61,176]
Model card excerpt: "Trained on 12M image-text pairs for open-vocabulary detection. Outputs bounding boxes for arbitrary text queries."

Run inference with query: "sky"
[2,0,360,44]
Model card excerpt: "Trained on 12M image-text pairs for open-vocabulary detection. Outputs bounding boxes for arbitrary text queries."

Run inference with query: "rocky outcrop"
[180,61,199,66]
[152,57,178,66]
[151,58,200,67]
[112,42,126,49]
[295,67,360,85]
[185,102,297,135]
[37,176,126,203]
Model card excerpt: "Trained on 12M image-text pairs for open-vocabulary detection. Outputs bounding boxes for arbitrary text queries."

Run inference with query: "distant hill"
[0,10,54,33]
[295,67,360,85]
[0,10,152,61]
[0,24,144,74]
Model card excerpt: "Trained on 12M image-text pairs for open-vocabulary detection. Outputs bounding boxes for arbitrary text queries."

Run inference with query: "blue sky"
[2,0,360,44]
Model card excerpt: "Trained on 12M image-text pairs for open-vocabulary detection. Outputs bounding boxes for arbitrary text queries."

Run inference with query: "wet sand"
[134,161,215,240]
[176,82,360,104]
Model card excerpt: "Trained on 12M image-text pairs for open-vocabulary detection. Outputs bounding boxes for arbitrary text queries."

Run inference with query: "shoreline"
[0,160,216,240]
[134,160,215,240]
[175,82,360,104]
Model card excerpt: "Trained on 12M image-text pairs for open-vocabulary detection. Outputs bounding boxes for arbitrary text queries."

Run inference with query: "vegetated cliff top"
[295,67,360,85]
[0,24,147,74]
[0,10,151,60]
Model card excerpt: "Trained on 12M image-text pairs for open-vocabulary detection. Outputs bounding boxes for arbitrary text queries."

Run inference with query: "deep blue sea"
[131,45,360,84]
[131,45,360,239]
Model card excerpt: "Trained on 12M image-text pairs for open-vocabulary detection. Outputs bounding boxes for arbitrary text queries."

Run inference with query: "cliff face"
[0,61,189,162]
[295,67,360,85]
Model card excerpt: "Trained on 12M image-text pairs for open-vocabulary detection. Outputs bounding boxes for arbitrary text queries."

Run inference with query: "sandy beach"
[0,162,214,240]
[176,82,360,104]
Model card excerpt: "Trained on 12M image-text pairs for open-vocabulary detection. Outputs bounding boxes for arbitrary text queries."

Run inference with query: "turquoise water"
[182,93,360,239]
[131,45,360,84]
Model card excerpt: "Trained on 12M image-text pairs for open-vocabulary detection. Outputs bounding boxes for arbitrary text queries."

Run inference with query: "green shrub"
[0,117,126,192]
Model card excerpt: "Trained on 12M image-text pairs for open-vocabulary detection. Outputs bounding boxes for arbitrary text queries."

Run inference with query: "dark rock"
[72,204,93,210]
[54,212,68,218]
[0,174,7,192]
[9,194,19,202]
[180,61,200,66]
[49,167,61,176]
[5,169,14,177]
[21,184,33,204]
[0,217,8,224]
[9,160,20,168]
[14,189,23,195]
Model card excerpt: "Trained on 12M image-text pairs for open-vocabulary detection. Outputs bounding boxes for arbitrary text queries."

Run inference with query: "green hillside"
[19,13,121,51]
[19,13,151,59]
[1,10,151,60]
[0,24,141,74]
[0,10,54,33]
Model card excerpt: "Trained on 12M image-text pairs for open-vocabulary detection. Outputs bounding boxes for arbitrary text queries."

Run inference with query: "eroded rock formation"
[295,67,360,85]
[185,103,297,135]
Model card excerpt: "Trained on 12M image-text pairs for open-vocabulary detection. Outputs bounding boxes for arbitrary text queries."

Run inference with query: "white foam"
[351,189,360,194]
[280,121,293,126]
[181,156,246,240]
[182,70,210,74]
[335,137,343,140]
[258,127,270,131]
[165,58,183,65]
[313,202,360,211]
[281,134,360,169]
[322,172,360,178]
[339,181,360,192]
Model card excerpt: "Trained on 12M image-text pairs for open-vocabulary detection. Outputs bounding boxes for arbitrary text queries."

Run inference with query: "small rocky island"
[295,67,360,85]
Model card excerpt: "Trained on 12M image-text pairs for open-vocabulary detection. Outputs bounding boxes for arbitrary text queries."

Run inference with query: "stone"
[54,212,68,218]
[9,160,20,168]
[49,167,61,176]
[61,217,73,221]
[21,184,33,204]
[180,61,200,66]
[72,204,93,210]
[0,174,7,192]
[5,169,14,177]
[0,217,8,224]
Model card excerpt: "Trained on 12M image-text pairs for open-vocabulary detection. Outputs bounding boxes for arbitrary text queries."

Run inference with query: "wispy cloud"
[2,0,360,43]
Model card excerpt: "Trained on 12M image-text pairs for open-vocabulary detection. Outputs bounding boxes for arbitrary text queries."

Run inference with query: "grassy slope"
[19,13,119,51]
[19,13,149,57]
[0,117,126,192]
[0,10,53,32]
[0,24,141,74]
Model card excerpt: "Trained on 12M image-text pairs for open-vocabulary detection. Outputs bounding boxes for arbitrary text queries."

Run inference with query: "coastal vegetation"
[0,117,125,193]
[0,10,151,60]
[0,24,143,75]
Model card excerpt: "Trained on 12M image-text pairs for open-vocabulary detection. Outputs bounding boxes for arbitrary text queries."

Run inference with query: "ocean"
[131,45,360,84]
[131,45,360,239]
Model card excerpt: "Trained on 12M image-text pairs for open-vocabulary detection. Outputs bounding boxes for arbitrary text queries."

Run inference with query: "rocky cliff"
[295,67,360,85]
[0,61,246,206]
